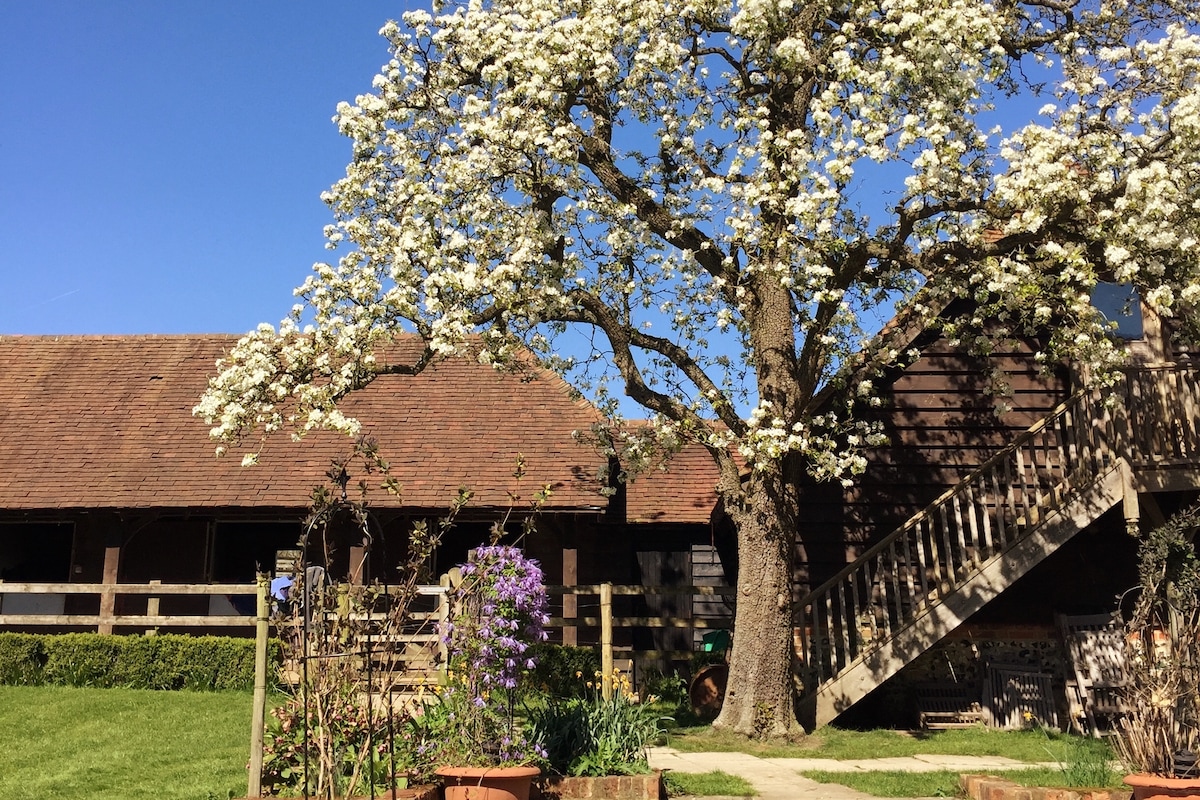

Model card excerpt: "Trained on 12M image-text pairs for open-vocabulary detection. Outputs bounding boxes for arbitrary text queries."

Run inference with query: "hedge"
[0,632,279,691]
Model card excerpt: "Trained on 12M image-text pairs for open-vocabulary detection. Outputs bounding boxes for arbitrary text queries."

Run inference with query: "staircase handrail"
[797,387,1106,609]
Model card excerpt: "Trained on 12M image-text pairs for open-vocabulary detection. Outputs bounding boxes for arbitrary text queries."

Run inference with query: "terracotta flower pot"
[436,765,540,800]
[1124,773,1200,800]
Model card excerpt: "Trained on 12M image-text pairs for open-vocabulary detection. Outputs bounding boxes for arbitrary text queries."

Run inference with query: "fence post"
[98,540,121,635]
[248,575,269,799]
[145,579,161,636]
[438,573,451,683]
[562,549,578,647]
[600,582,613,700]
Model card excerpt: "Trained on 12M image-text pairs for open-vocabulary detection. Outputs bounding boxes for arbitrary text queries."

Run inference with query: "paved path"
[649,746,1054,800]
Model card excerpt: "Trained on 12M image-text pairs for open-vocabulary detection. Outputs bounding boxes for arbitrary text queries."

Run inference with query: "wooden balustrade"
[797,363,1200,702]
[798,387,1117,691]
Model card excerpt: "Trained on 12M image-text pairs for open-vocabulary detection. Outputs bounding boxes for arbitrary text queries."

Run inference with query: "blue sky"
[2,2,414,335]
[3,3,1060,341]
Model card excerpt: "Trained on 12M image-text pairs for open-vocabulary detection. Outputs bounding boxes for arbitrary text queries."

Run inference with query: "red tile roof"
[0,334,611,512]
[623,442,721,525]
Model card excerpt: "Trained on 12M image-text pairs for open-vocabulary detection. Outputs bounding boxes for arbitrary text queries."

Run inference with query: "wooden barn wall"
[796,335,1070,592]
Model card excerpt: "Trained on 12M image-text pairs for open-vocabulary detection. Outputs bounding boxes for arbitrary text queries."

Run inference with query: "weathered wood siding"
[797,333,1070,592]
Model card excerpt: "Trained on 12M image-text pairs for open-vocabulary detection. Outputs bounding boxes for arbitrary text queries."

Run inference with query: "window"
[1092,282,1143,340]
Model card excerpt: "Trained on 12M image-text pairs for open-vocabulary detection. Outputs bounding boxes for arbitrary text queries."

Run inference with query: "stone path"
[648,746,1056,800]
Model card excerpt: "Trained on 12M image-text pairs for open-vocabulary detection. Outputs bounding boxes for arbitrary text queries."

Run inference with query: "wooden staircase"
[796,386,1139,729]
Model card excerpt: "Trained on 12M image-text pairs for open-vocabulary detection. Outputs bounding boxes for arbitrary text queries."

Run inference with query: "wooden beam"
[562,549,578,647]
[98,542,120,635]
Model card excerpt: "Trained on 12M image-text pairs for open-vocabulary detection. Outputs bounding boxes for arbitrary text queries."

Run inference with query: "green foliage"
[1116,500,1200,776]
[524,643,601,699]
[0,632,276,691]
[1036,722,1122,788]
[801,769,964,798]
[0,633,47,684]
[261,686,409,797]
[804,766,1127,799]
[638,666,689,708]
[528,673,671,777]
[405,686,486,777]
[1054,741,1123,788]
[669,724,1113,762]
[663,770,756,797]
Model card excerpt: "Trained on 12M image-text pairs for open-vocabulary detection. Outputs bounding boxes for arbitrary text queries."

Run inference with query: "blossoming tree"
[197,0,1200,735]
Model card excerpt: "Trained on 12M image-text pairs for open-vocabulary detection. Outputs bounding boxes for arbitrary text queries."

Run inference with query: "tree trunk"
[711,472,801,737]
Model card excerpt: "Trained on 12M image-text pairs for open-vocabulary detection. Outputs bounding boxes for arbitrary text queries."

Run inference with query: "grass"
[801,767,1128,798]
[802,768,965,797]
[0,684,1121,800]
[664,770,757,797]
[667,723,1114,763]
[0,685,252,800]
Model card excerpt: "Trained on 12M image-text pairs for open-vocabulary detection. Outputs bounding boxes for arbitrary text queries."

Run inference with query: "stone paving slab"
[648,746,1054,800]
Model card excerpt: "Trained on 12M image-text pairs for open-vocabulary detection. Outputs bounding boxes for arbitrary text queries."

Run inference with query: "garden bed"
[534,770,665,800]
[238,788,438,800]
[961,774,1131,800]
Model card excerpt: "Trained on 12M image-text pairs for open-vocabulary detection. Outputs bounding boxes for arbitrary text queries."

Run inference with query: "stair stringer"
[800,459,1130,729]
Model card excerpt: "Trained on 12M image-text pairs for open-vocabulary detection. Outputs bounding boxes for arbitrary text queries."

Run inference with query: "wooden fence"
[0,580,260,633]
[0,579,735,673]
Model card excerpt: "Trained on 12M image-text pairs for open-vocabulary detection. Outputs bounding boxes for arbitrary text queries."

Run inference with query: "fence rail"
[0,579,735,669]
[0,580,260,630]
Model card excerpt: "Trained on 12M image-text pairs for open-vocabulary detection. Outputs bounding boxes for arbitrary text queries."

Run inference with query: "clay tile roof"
[623,442,721,525]
[0,334,611,512]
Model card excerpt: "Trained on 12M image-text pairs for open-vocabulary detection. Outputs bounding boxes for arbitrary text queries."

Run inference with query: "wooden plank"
[836,581,852,668]
[900,527,917,620]
[548,585,735,596]
[547,616,733,628]
[914,517,932,602]
[937,503,956,587]
[988,467,1008,547]
[0,582,258,595]
[99,544,120,635]
[848,570,863,656]
[562,548,578,647]
[975,473,994,555]
[0,614,255,626]
[887,543,903,630]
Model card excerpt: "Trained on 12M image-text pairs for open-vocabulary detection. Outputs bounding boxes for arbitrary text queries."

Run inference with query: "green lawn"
[665,770,756,797]
[0,685,1120,800]
[0,685,252,800]
[668,723,1114,763]
[801,766,1127,798]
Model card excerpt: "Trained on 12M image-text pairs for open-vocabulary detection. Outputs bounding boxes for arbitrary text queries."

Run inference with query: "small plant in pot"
[410,545,549,800]
[1116,501,1200,800]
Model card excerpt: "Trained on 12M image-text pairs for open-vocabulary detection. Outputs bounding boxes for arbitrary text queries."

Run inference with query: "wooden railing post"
[562,549,578,647]
[98,540,120,635]
[600,582,613,700]
[145,579,161,636]
[438,573,451,683]
[248,575,269,799]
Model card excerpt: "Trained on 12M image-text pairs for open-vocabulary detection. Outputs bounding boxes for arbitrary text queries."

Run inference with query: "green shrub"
[0,633,46,685]
[0,632,276,691]
[524,643,601,699]
[43,633,123,686]
[527,674,671,777]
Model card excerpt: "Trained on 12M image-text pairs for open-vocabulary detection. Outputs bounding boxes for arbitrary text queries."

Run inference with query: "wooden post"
[438,573,451,684]
[98,540,121,635]
[248,575,269,799]
[562,549,578,647]
[600,582,613,701]
[1121,460,1141,536]
[349,544,367,585]
[145,579,161,636]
